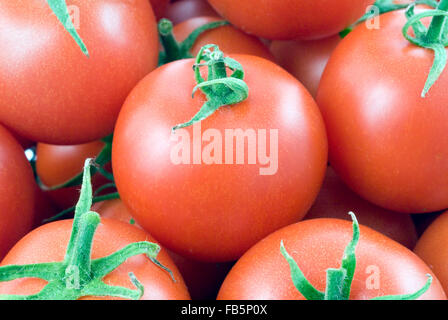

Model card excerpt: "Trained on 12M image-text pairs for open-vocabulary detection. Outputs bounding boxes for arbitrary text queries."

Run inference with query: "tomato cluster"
[0,0,448,301]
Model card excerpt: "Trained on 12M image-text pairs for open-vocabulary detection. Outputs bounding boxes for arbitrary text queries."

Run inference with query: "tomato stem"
[281,212,433,300]
[402,1,448,97]
[158,18,230,65]
[0,159,172,300]
[172,44,249,131]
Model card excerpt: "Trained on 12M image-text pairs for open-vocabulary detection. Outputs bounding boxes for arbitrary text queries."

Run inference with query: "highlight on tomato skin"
[164,0,219,24]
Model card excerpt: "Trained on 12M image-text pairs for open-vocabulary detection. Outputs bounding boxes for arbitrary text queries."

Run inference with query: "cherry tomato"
[305,167,418,249]
[207,0,375,40]
[113,54,328,262]
[414,211,448,294]
[316,8,448,213]
[218,218,446,300]
[0,125,35,260]
[0,218,190,300]
[165,0,219,24]
[270,35,341,97]
[173,16,274,61]
[93,199,234,299]
[0,0,159,144]
[36,140,110,209]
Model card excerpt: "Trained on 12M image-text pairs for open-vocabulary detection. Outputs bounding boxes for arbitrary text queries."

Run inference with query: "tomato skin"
[93,199,234,300]
[0,0,159,145]
[207,0,374,40]
[0,125,36,260]
[270,35,341,98]
[305,167,418,249]
[173,16,274,61]
[113,55,328,262]
[316,9,448,213]
[0,218,190,300]
[150,0,170,20]
[36,141,109,209]
[165,0,219,24]
[218,219,446,300]
[414,211,448,294]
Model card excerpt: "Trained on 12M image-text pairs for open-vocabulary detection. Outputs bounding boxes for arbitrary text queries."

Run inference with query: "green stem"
[0,159,172,300]
[426,0,448,41]
[158,19,230,65]
[172,44,249,131]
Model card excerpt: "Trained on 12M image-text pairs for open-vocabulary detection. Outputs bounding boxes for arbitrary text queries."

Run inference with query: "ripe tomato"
[218,218,446,300]
[0,0,159,144]
[150,0,170,20]
[165,0,219,24]
[305,167,418,249]
[0,125,35,260]
[0,218,190,300]
[93,199,234,299]
[414,211,448,294]
[207,0,375,40]
[36,140,110,209]
[113,54,328,262]
[172,16,274,61]
[316,8,448,213]
[270,35,341,98]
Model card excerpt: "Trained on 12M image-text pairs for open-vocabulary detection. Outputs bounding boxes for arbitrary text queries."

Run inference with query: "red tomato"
[0,0,159,144]
[414,211,448,294]
[36,141,110,209]
[93,199,234,300]
[173,16,274,61]
[207,0,375,40]
[0,125,35,260]
[113,54,328,262]
[316,8,448,213]
[0,218,190,300]
[305,167,418,249]
[218,219,446,300]
[150,0,170,20]
[31,183,58,228]
[165,0,219,24]
[270,35,341,97]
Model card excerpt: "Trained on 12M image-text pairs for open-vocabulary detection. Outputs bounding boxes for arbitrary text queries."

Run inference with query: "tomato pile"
[0,0,448,301]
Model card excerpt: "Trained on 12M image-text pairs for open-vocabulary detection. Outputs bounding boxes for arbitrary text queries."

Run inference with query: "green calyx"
[280,212,433,300]
[172,44,249,131]
[47,0,89,56]
[403,0,448,97]
[0,159,172,300]
[158,18,230,65]
[340,0,438,38]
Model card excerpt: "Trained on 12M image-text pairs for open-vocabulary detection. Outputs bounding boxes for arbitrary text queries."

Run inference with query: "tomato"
[0,125,35,260]
[36,140,110,209]
[172,16,274,61]
[316,8,448,213]
[93,199,234,299]
[31,183,58,228]
[165,0,219,24]
[0,218,190,300]
[270,35,341,98]
[218,218,446,300]
[113,53,328,262]
[414,211,448,294]
[0,0,159,145]
[305,167,418,249]
[150,0,170,20]
[207,0,375,40]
